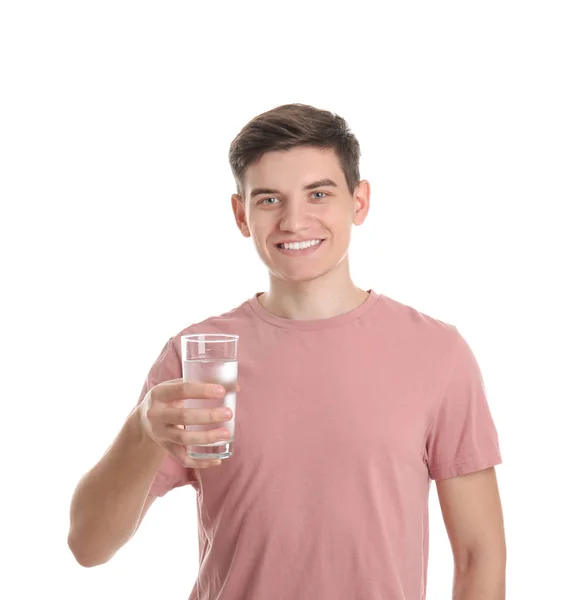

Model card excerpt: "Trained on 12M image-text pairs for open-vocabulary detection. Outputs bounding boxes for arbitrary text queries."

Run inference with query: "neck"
[258,259,369,320]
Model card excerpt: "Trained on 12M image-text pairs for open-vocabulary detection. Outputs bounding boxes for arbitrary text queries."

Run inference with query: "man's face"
[231,146,370,284]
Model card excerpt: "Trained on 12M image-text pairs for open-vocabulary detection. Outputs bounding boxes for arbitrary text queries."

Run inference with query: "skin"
[231,145,371,320]
[437,468,506,598]
[232,145,506,596]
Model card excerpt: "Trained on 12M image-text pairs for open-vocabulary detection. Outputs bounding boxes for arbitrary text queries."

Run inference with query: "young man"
[68,104,506,599]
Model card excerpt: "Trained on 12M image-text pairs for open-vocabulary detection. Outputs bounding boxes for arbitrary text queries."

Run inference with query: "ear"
[231,194,251,238]
[353,180,370,226]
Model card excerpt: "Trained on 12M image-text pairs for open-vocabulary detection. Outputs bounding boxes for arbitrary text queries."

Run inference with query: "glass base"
[187,439,234,460]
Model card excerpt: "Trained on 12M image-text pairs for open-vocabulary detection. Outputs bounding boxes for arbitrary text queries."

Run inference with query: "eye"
[312,191,327,199]
[259,197,280,205]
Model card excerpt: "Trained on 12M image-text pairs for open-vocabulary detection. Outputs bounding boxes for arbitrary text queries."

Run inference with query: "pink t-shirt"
[136,290,502,600]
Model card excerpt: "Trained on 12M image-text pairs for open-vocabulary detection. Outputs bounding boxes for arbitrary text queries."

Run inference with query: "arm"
[436,467,506,599]
[68,407,165,567]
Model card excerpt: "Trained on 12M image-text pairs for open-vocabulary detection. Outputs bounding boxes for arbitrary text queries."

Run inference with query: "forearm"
[452,554,506,600]
[68,407,165,567]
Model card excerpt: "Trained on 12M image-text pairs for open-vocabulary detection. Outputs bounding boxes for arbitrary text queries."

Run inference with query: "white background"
[1,1,578,598]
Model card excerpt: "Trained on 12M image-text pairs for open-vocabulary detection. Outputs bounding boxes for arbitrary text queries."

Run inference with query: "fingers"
[161,423,231,447]
[155,379,241,405]
[154,380,226,404]
[146,378,237,471]
[162,406,233,426]
[182,381,227,400]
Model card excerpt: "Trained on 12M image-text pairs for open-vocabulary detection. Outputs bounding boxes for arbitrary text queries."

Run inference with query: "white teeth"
[281,239,322,251]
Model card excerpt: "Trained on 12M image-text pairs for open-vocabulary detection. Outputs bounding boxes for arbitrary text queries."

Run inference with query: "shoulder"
[167,297,252,352]
[373,291,459,347]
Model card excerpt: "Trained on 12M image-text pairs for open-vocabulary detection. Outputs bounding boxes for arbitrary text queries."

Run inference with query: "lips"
[275,239,325,248]
[274,238,326,256]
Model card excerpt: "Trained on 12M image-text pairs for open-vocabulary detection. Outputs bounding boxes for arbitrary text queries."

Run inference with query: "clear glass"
[181,334,239,460]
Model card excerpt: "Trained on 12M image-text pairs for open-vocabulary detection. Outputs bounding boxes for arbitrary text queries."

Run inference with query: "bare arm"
[68,407,165,567]
[436,467,506,599]
[67,378,232,568]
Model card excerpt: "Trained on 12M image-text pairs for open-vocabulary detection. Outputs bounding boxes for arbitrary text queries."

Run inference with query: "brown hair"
[229,103,361,199]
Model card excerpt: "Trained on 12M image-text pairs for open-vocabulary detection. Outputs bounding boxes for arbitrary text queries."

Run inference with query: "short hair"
[229,103,361,198]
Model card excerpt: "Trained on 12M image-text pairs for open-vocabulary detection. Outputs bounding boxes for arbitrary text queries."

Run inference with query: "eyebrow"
[249,178,339,199]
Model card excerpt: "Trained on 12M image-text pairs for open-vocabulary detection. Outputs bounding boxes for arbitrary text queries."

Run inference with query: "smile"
[275,239,325,256]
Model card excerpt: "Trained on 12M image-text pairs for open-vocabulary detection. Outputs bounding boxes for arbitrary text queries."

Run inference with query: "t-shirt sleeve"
[425,328,502,481]
[134,337,198,497]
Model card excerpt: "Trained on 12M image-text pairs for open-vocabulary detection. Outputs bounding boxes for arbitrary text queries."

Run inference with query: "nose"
[279,200,313,233]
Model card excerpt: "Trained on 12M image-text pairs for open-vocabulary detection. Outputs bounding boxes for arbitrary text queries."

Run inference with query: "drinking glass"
[181,334,238,460]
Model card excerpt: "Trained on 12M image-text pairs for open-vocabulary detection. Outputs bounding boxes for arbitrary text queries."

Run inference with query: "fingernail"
[213,386,225,397]
[220,408,233,419]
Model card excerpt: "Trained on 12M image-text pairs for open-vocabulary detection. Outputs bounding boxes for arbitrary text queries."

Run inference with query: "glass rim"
[181,334,239,343]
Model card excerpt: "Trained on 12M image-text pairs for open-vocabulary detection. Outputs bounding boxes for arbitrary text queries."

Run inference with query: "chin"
[270,263,338,284]
[258,244,344,284]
